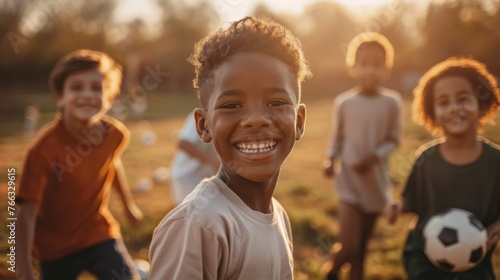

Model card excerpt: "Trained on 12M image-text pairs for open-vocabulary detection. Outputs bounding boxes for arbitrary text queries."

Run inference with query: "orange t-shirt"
[17,115,130,261]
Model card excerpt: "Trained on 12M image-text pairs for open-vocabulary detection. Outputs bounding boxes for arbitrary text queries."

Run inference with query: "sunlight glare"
[217,0,395,26]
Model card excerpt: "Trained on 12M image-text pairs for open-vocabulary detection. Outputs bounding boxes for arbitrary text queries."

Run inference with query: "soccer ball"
[134,259,150,280]
[136,177,153,192]
[153,167,170,183]
[140,130,157,146]
[423,208,487,272]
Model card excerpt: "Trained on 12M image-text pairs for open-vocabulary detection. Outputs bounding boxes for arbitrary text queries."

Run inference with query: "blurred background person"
[169,110,219,205]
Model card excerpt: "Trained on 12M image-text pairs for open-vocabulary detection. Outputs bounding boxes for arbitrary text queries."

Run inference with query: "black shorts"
[41,239,138,280]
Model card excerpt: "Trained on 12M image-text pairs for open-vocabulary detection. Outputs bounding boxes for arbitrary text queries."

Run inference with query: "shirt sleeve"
[402,163,418,214]
[110,120,130,158]
[374,95,402,159]
[17,147,53,206]
[496,155,500,219]
[149,217,222,280]
[326,98,344,158]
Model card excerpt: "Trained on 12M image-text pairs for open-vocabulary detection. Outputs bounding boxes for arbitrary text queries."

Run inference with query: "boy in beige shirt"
[323,33,402,280]
[149,16,311,279]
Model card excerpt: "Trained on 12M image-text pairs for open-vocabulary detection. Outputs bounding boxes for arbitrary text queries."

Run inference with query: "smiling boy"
[149,17,311,279]
[16,50,142,280]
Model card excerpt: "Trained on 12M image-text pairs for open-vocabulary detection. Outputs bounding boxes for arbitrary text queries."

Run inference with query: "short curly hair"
[412,57,500,135]
[49,49,123,101]
[345,32,394,69]
[189,16,311,106]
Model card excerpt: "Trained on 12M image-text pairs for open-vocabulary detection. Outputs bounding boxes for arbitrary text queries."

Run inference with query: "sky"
[112,0,419,27]
[107,0,432,42]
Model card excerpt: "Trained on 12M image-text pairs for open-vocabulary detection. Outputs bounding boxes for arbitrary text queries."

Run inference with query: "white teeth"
[236,140,277,153]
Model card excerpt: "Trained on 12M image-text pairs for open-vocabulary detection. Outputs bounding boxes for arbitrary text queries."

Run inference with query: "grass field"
[1,91,500,279]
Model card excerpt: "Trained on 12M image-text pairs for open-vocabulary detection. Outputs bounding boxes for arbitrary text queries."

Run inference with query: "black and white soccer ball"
[423,208,487,272]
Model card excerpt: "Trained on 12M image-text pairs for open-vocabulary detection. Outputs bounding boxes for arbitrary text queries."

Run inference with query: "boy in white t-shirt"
[169,110,219,205]
[149,16,311,279]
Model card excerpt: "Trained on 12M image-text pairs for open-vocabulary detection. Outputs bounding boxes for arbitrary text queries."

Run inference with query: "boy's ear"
[478,105,488,118]
[194,108,212,143]
[295,104,306,141]
[347,66,357,78]
[55,94,64,108]
[384,68,391,80]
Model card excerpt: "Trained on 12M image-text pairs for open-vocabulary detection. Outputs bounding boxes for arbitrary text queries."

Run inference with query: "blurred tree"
[2,0,498,98]
[0,0,30,62]
[0,0,122,90]
[300,1,357,70]
[420,0,500,73]
[136,0,219,94]
[298,1,358,96]
[367,0,424,94]
[251,3,298,32]
[368,1,422,66]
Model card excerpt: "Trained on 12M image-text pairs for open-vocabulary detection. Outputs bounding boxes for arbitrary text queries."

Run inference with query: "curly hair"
[345,32,394,69]
[189,16,311,106]
[49,49,123,101]
[412,57,500,135]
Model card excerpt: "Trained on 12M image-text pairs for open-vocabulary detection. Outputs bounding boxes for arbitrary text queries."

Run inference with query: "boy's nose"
[81,87,96,98]
[240,106,272,128]
[447,101,461,113]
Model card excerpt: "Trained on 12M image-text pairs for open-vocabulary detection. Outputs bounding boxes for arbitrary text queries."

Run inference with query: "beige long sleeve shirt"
[327,87,403,212]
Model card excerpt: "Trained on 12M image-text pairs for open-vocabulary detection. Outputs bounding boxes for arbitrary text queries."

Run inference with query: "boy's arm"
[386,161,418,224]
[488,171,500,250]
[16,202,38,280]
[179,139,219,170]
[385,200,412,225]
[374,96,403,160]
[149,218,222,280]
[487,218,500,250]
[113,159,143,228]
[324,99,344,177]
[356,97,403,173]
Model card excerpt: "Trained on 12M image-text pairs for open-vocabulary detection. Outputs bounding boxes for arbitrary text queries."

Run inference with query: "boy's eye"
[268,100,286,107]
[70,84,83,91]
[220,102,241,109]
[91,83,102,92]
[458,96,471,104]
[437,100,449,107]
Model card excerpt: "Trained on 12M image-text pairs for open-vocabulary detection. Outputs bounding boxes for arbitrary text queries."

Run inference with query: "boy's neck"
[218,169,277,214]
[359,87,380,96]
[440,132,482,165]
[62,115,103,141]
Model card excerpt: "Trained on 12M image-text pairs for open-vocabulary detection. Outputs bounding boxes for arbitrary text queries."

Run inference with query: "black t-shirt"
[401,139,500,279]
[403,139,500,232]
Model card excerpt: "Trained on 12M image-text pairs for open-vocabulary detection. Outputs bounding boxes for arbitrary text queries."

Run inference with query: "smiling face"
[57,69,110,125]
[353,44,388,92]
[195,52,306,183]
[433,75,481,137]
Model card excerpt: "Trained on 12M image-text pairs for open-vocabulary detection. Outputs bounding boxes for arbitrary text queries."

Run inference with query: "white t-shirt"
[170,112,218,204]
[149,176,294,280]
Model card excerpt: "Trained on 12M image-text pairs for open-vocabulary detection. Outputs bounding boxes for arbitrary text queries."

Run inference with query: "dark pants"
[41,239,138,280]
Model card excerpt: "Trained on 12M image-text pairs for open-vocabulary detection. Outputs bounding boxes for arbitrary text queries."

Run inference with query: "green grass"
[1,92,499,279]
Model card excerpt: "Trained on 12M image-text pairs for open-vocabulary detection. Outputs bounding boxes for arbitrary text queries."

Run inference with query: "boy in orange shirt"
[17,49,143,280]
